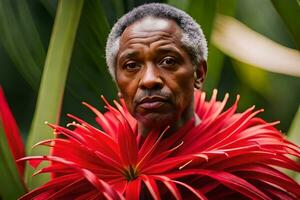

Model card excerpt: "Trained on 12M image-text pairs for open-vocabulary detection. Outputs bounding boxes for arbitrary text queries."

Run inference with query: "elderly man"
[106,3,207,136]
[21,3,300,200]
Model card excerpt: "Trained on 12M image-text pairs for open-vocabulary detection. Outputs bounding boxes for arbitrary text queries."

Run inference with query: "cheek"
[169,69,195,108]
[169,68,194,90]
[116,75,139,113]
[177,84,194,109]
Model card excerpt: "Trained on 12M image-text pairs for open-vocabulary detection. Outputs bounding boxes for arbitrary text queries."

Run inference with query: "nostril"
[153,83,163,90]
[140,82,163,90]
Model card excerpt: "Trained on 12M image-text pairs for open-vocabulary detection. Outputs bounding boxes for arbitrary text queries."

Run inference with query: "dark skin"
[115,17,207,136]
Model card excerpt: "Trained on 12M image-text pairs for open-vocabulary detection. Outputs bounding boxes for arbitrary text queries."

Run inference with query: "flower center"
[124,166,139,181]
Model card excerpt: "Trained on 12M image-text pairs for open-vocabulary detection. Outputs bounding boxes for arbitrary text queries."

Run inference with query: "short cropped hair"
[105,3,208,80]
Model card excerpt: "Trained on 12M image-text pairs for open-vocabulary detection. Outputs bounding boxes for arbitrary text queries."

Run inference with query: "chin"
[136,112,176,130]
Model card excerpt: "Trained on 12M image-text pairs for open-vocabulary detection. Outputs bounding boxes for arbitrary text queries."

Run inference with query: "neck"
[138,112,199,138]
[138,121,183,137]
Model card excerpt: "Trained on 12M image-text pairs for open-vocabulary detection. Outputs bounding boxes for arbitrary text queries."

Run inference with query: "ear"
[194,60,207,89]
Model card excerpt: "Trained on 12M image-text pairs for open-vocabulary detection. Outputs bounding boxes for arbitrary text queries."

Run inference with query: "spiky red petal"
[20,90,300,199]
[0,86,25,176]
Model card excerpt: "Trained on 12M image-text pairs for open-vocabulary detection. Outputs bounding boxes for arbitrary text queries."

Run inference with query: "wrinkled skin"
[115,17,206,135]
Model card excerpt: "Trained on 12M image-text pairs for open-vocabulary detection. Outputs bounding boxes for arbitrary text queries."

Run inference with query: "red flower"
[19,90,300,199]
[0,86,25,176]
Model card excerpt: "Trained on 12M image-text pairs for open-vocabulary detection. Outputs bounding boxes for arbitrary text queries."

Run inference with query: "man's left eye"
[160,57,176,67]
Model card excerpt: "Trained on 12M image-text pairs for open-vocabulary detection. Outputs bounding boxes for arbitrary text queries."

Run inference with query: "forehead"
[119,16,183,50]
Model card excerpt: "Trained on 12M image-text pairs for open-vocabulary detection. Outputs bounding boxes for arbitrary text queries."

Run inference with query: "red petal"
[231,164,300,197]
[141,175,161,200]
[82,102,116,138]
[152,175,182,200]
[171,180,207,200]
[168,169,271,200]
[19,174,82,199]
[126,178,141,200]
[0,86,25,175]
[81,169,121,200]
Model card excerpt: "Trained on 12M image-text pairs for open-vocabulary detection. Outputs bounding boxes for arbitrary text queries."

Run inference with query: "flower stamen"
[123,165,139,181]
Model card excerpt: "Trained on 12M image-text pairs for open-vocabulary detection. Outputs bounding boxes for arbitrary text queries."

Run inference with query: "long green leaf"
[285,106,300,181]
[25,0,84,189]
[204,0,236,94]
[33,0,117,128]
[60,0,118,118]
[169,0,217,42]
[212,15,300,77]
[0,121,26,199]
[186,0,217,42]
[271,0,300,49]
[39,0,57,16]
[231,60,271,98]
[110,0,124,17]
[203,45,225,94]
[288,106,300,146]
[0,0,45,90]
[168,0,189,10]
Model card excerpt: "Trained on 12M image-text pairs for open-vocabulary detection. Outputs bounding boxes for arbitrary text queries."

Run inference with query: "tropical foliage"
[0,0,299,199]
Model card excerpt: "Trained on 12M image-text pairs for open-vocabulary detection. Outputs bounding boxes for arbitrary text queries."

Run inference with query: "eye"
[124,61,140,72]
[160,57,177,68]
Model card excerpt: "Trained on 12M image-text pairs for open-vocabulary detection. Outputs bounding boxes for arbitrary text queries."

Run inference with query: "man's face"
[116,17,202,131]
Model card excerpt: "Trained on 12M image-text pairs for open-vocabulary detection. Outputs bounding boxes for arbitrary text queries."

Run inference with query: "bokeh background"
[0,0,299,143]
[0,0,300,197]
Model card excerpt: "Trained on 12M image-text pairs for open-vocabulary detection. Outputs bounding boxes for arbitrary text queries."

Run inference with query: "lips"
[137,96,169,110]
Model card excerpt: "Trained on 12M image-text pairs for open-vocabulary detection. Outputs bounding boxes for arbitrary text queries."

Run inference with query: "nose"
[139,64,163,90]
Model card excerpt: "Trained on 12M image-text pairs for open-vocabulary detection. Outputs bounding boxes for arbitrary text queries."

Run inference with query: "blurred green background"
[0,0,300,197]
[0,0,299,140]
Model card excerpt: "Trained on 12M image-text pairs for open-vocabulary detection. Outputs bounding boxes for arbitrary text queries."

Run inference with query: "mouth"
[137,96,169,110]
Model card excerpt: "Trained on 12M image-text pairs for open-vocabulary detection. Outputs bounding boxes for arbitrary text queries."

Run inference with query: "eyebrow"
[117,45,184,63]
[155,46,184,58]
[156,46,180,53]
[118,50,140,62]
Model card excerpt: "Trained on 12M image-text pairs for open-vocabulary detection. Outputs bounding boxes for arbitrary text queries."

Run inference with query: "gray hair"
[105,3,208,80]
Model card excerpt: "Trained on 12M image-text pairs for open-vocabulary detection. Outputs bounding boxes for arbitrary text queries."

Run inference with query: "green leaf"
[68,0,117,101]
[231,60,271,99]
[0,121,26,199]
[168,0,189,10]
[286,106,300,181]
[204,0,236,94]
[187,0,217,42]
[271,0,300,49]
[111,0,124,17]
[0,0,46,90]
[212,15,300,77]
[288,106,300,146]
[203,44,225,93]
[25,0,84,190]
[39,0,57,16]
[168,0,217,41]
